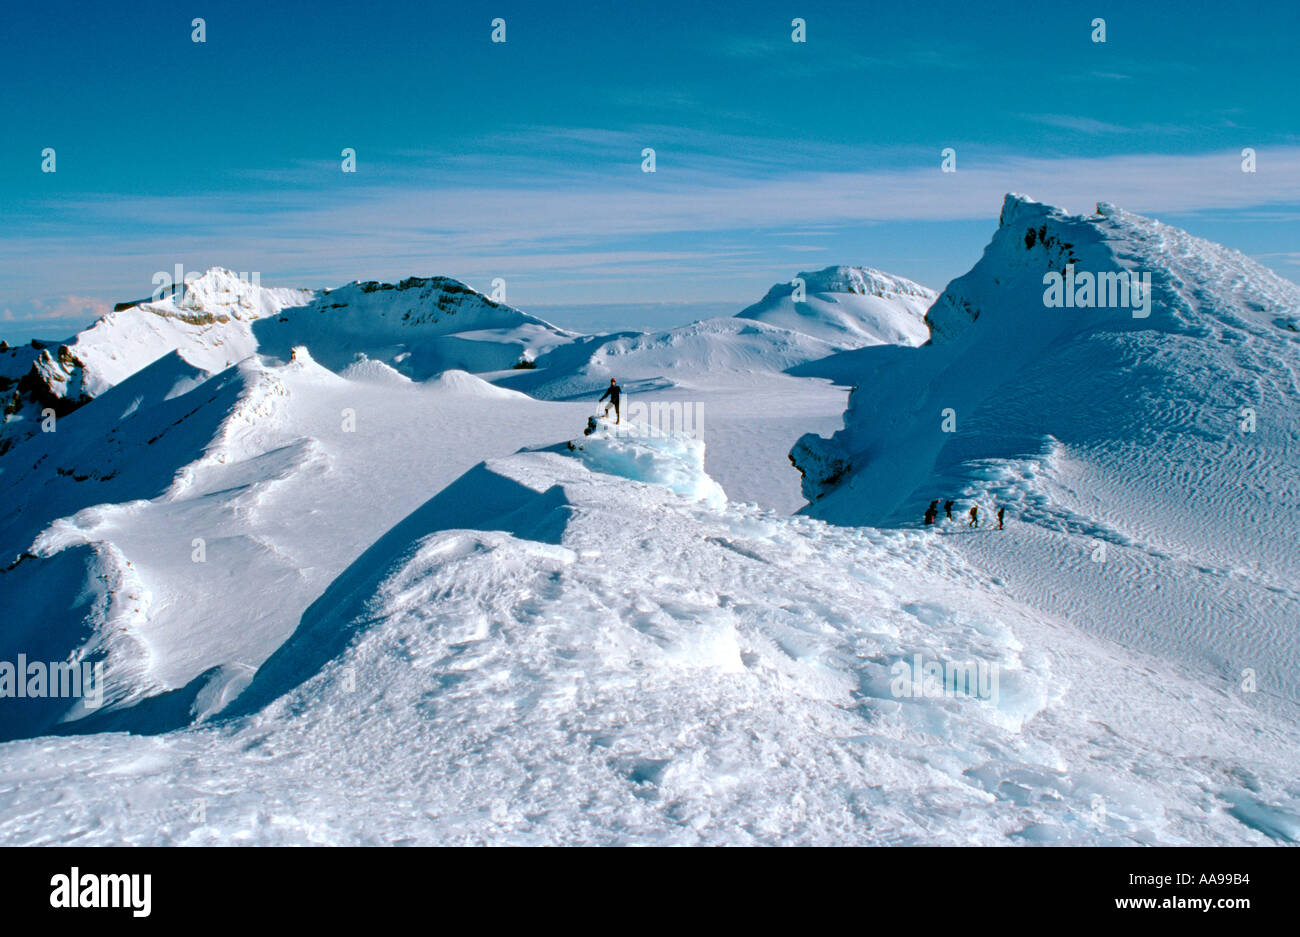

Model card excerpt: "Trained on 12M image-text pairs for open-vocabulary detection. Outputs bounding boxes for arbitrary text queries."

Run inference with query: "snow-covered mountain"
[3,204,1299,845]
[0,270,311,454]
[0,269,574,454]
[737,265,934,349]
[792,194,1300,720]
[495,266,935,403]
[255,275,577,377]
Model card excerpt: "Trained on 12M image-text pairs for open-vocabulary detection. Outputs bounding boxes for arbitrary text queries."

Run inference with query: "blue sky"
[2,0,1298,340]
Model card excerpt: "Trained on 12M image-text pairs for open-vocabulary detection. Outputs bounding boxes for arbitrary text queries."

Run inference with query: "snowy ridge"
[0,347,597,738]
[0,535,157,740]
[33,268,310,404]
[0,269,312,456]
[792,194,1300,720]
[0,270,574,454]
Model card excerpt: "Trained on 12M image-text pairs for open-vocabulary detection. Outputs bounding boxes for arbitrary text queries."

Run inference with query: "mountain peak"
[736,265,935,350]
[758,265,933,303]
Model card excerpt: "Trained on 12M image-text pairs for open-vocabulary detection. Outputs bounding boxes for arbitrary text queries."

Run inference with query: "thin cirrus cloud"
[2,143,1298,327]
[46,145,1299,242]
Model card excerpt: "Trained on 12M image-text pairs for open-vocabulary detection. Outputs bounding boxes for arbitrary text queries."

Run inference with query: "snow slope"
[0,349,590,740]
[792,194,1300,716]
[737,265,934,349]
[1,419,1297,845]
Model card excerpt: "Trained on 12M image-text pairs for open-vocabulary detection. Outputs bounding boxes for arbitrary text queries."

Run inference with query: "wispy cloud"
[3,142,1299,317]
[2,296,111,323]
[1018,113,1189,135]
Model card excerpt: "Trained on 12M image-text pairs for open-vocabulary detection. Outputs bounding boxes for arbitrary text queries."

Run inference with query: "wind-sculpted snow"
[1,445,1297,844]
[0,350,592,738]
[792,194,1300,718]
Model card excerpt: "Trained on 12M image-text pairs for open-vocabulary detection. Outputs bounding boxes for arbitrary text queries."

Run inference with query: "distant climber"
[944,500,954,521]
[928,499,939,518]
[924,505,936,525]
[599,378,622,423]
[997,506,1005,530]
[968,505,979,528]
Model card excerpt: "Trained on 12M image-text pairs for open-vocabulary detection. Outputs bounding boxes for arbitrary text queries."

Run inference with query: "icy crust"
[564,417,727,507]
[2,447,1298,844]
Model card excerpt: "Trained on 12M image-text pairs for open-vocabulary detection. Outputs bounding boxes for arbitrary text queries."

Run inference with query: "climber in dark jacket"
[598,378,622,423]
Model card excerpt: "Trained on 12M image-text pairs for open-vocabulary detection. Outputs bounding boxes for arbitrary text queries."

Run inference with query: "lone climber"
[598,378,622,423]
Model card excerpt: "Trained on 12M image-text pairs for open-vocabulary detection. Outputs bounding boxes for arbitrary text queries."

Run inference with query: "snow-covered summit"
[926,192,1299,341]
[797,194,1300,516]
[737,265,934,349]
[254,275,575,378]
[150,266,312,321]
[0,269,312,452]
[792,194,1300,725]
